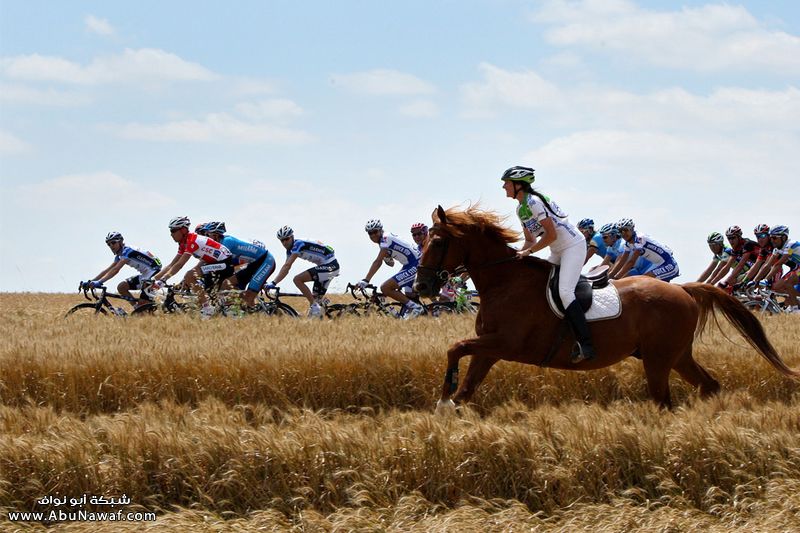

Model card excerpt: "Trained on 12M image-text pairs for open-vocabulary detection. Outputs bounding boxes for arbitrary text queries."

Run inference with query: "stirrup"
[570,342,595,364]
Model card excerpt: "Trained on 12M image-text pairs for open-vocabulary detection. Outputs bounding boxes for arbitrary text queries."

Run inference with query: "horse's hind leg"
[673,345,720,398]
[453,356,500,405]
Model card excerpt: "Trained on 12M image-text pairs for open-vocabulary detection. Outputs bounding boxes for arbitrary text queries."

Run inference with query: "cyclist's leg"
[380,277,408,304]
[243,256,276,307]
[294,269,315,305]
[309,261,339,305]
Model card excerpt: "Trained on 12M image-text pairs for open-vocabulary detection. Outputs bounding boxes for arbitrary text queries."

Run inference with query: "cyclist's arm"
[615,250,640,279]
[741,256,767,284]
[697,260,716,283]
[764,254,789,281]
[600,254,613,269]
[363,249,389,283]
[93,259,128,284]
[519,219,555,256]
[155,253,191,282]
[272,253,298,285]
[750,254,777,283]
[709,256,734,285]
[709,260,730,284]
[722,254,753,285]
[90,261,118,283]
[584,244,597,265]
[608,251,629,278]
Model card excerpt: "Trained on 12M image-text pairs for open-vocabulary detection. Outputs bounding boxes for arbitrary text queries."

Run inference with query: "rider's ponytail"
[520,183,567,219]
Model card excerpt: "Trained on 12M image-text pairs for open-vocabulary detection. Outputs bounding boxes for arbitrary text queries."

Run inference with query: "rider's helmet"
[195,223,208,236]
[411,222,428,234]
[617,218,635,230]
[754,223,770,236]
[725,225,743,238]
[365,219,383,232]
[599,223,619,237]
[707,232,725,245]
[105,231,123,244]
[577,218,594,230]
[276,225,294,239]
[769,225,789,238]
[205,221,226,235]
[168,216,191,230]
[500,166,536,184]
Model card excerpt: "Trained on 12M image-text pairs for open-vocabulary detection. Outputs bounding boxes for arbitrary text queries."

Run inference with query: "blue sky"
[1,0,797,292]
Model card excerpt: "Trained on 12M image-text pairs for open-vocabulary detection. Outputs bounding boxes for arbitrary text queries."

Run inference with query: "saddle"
[548,264,609,314]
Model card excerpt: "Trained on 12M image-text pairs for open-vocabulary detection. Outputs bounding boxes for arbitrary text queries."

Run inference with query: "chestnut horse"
[414,205,798,409]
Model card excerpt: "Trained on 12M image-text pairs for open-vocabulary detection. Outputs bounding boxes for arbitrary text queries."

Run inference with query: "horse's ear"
[436,205,448,225]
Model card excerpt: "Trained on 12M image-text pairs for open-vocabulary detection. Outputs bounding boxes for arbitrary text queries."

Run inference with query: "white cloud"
[235,98,305,120]
[0,82,91,106]
[398,99,439,118]
[116,113,313,144]
[532,0,800,73]
[0,48,217,84]
[231,78,277,96]
[17,171,173,209]
[0,130,31,155]
[85,15,115,36]
[331,69,436,96]
[460,63,562,117]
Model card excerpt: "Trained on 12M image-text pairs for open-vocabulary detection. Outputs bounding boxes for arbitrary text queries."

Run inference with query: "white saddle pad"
[546,274,623,322]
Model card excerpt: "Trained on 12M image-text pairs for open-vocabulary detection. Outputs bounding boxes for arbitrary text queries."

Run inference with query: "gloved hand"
[79,280,89,290]
[357,279,369,289]
[89,280,103,288]
[264,282,277,291]
[744,280,756,288]
[759,279,771,288]
[151,279,165,291]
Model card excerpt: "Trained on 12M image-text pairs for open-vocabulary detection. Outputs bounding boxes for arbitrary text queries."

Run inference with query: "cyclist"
[501,165,594,363]
[80,232,162,309]
[151,216,234,317]
[763,226,800,311]
[712,226,759,289]
[697,232,731,284]
[614,218,679,282]
[357,219,425,319]
[741,224,774,286]
[410,222,430,254]
[268,225,339,318]
[204,222,276,310]
[603,223,653,278]
[577,218,607,264]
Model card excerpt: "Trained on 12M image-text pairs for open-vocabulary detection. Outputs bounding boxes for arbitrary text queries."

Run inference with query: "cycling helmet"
[276,225,294,239]
[617,218,635,230]
[365,219,383,232]
[725,225,743,238]
[105,231,123,244]
[411,222,428,234]
[500,166,536,184]
[770,225,789,237]
[195,223,208,236]
[754,223,770,235]
[168,216,191,230]
[707,232,724,245]
[205,221,226,235]
[599,223,619,237]
[577,218,594,230]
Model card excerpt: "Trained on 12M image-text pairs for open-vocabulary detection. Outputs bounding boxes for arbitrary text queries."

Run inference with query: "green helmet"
[501,166,535,184]
[707,232,724,245]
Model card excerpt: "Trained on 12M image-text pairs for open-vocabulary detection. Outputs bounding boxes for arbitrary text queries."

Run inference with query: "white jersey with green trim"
[516,193,583,252]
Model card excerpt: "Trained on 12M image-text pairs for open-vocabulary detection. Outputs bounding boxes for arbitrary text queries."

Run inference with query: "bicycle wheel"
[743,300,772,315]
[262,302,300,317]
[65,303,108,317]
[382,302,404,318]
[426,302,456,317]
[325,303,360,318]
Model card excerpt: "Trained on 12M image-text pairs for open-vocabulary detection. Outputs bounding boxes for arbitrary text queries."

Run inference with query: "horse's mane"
[436,204,520,244]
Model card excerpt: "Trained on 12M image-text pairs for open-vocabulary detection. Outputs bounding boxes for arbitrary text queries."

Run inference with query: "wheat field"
[1,293,798,532]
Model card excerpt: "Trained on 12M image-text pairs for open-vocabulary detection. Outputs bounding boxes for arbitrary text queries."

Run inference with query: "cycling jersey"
[729,238,759,268]
[115,246,161,275]
[221,234,267,264]
[517,193,583,252]
[587,232,607,258]
[289,239,336,265]
[624,233,676,267]
[604,238,626,263]
[178,233,232,263]
[757,243,774,261]
[713,247,732,263]
[379,234,419,266]
[773,240,800,269]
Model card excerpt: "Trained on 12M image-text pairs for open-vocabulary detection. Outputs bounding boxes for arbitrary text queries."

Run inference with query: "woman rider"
[501,165,594,363]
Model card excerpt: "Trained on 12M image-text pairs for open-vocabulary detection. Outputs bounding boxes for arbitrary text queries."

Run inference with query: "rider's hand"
[264,282,276,291]
[357,279,369,289]
[89,280,103,288]
[151,279,165,290]
[744,280,756,289]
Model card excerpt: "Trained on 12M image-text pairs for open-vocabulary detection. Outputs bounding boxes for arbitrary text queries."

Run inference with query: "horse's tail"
[682,282,799,379]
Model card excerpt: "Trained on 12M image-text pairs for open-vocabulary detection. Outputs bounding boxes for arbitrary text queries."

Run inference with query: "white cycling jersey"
[517,193,583,252]
[624,233,675,266]
[379,234,419,266]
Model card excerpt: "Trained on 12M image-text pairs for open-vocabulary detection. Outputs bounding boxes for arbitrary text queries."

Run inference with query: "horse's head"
[415,206,466,298]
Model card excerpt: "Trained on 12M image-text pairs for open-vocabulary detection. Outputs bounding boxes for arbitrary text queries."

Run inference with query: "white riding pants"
[547,238,587,308]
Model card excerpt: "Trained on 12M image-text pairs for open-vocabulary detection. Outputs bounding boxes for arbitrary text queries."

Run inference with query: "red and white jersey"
[178,233,232,263]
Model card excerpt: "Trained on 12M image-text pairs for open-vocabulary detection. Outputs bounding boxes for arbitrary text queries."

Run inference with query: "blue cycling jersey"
[604,238,626,262]
[289,239,336,265]
[624,232,675,266]
[221,235,268,263]
[588,232,607,258]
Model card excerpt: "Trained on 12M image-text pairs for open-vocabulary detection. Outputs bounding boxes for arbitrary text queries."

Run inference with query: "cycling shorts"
[305,259,340,296]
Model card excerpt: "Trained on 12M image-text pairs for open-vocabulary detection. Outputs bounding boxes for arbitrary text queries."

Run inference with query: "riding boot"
[564,300,596,363]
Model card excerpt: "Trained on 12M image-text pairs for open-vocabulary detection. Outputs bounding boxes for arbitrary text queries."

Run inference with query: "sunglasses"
[411,232,426,237]
[367,230,381,235]
[770,235,783,239]
[756,233,769,238]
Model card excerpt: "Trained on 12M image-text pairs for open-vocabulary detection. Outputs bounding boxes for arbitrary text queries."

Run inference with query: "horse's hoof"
[435,399,457,416]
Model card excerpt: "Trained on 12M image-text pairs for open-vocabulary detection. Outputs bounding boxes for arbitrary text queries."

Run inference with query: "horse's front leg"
[436,334,503,414]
